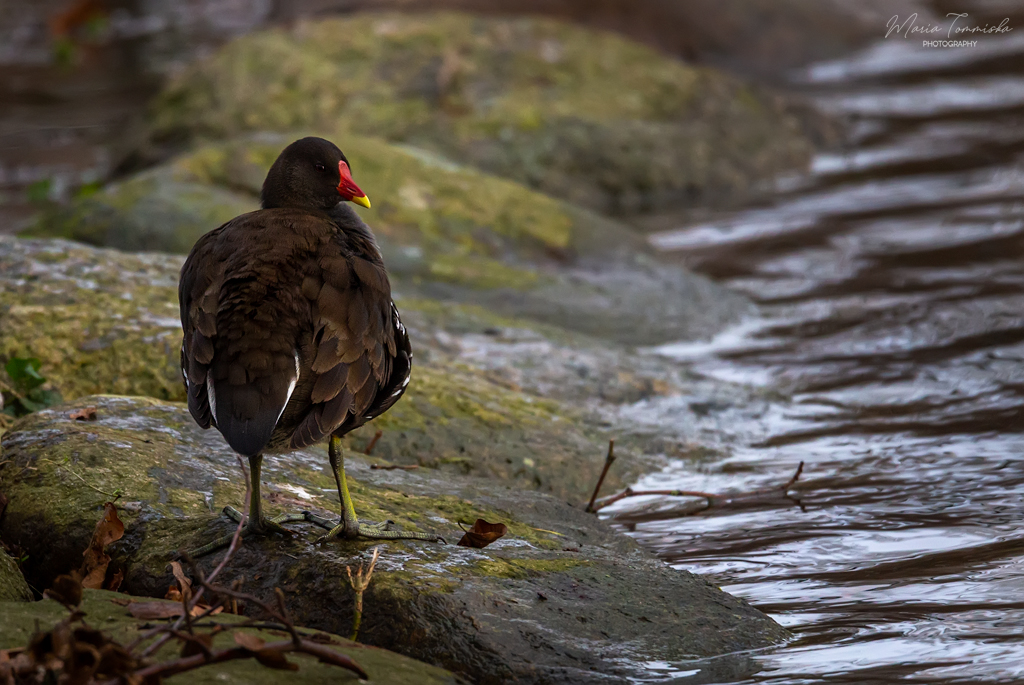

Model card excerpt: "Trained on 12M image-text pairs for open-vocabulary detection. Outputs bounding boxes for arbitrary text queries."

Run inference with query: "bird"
[178,136,443,556]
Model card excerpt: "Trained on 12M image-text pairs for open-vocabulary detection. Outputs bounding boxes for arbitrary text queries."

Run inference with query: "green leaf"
[6,357,46,392]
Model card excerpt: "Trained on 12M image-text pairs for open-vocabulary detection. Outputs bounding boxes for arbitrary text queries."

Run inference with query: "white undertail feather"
[206,369,218,424]
[274,352,301,426]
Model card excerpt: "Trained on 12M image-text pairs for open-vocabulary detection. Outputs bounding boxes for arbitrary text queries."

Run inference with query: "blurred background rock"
[0,0,932,233]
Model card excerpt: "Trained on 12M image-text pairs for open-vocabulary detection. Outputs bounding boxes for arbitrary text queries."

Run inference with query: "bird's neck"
[327,203,384,263]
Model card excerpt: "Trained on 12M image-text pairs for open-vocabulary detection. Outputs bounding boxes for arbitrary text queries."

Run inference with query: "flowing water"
[619,28,1024,685]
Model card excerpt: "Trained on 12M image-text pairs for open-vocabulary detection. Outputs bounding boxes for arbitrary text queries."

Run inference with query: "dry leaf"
[168,560,192,602]
[456,519,508,549]
[233,632,266,651]
[69,406,97,421]
[255,648,299,671]
[106,567,124,592]
[109,597,132,607]
[233,632,298,671]
[44,574,83,607]
[180,633,214,658]
[76,502,125,590]
[165,584,183,602]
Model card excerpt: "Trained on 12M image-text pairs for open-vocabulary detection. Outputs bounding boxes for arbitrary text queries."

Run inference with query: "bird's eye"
[314,163,326,172]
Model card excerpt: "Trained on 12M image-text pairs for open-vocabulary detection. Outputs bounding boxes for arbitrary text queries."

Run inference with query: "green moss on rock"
[0,396,788,683]
[0,238,186,403]
[149,12,815,213]
[0,590,460,684]
[0,550,31,602]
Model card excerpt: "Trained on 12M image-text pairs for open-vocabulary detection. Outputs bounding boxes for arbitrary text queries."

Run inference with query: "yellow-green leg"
[305,436,444,544]
[189,454,307,557]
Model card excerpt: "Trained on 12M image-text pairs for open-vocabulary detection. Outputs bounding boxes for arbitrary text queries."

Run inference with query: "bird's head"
[261,137,371,211]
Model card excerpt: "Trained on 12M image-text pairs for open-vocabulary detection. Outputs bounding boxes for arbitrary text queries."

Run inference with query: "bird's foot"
[187,507,307,558]
[304,511,445,544]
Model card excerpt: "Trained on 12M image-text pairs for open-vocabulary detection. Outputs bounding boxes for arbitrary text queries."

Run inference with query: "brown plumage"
[179,138,410,460]
[178,138,433,555]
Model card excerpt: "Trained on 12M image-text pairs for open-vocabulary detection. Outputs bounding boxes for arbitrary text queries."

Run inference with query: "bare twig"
[38,458,122,501]
[123,636,368,682]
[593,461,806,514]
[204,455,252,588]
[369,463,419,471]
[585,439,616,513]
[364,429,383,455]
[345,547,380,641]
[140,455,252,658]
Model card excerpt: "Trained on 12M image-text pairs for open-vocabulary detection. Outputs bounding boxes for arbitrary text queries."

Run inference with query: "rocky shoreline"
[0,11,816,683]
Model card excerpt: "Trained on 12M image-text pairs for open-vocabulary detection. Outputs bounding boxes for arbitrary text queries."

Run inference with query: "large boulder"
[1,235,740,501]
[145,12,816,214]
[27,136,751,345]
[0,395,788,683]
[0,589,461,684]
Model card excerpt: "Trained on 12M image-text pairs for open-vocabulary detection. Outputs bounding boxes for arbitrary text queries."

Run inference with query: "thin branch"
[370,463,419,471]
[203,455,252,588]
[594,461,806,513]
[111,637,368,683]
[364,429,383,455]
[585,439,616,513]
[140,455,252,659]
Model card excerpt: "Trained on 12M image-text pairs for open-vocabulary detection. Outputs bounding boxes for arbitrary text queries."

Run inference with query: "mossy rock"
[0,237,185,403]
[0,236,668,501]
[0,550,32,602]
[0,396,787,683]
[147,12,814,214]
[26,136,750,345]
[0,589,460,684]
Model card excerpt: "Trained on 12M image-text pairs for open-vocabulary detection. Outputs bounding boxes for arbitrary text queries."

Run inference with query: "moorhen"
[179,137,442,555]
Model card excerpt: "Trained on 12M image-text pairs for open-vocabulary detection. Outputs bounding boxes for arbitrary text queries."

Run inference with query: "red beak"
[337,160,370,208]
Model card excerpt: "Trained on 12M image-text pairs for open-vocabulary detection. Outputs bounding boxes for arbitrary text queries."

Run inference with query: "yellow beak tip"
[351,195,371,209]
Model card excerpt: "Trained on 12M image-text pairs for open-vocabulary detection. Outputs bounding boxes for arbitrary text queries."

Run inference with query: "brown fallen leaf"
[168,560,192,602]
[44,574,83,607]
[180,632,214,658]
[234,632,297,671]
[108,596,132,607]
[107,567,124,592]
[456,519,508,549]
[233,632,266,651]
[75,502,124,590]
[69,406,97,421]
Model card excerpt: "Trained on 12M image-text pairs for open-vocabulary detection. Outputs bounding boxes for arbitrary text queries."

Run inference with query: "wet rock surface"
[0,589,461,684]
[0,235,763,503]
[1,395,788,683]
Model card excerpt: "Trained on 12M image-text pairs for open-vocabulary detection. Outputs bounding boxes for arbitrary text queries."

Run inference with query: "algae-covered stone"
[0,237,186,403]
[0,549,32,602]
[147,12,815,214]
[0,237,674,500]
[26,135,750,344]
[0,396,788,683]
[0,589,460,684]
[29,168,255,255]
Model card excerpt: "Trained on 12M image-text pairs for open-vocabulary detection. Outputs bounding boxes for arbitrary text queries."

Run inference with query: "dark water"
[621,30,1024,684]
